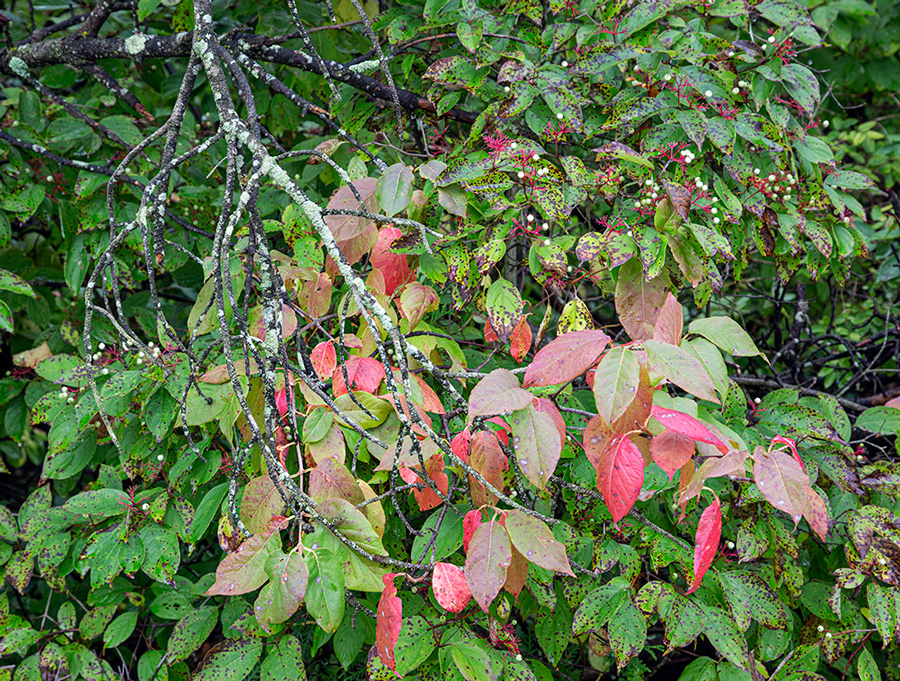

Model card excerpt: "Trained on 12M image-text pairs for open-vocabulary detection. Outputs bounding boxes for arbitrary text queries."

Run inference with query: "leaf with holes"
[464,520,512,612]
[432,562,471,612]
[687,499,721,594]
[594,434,645,523]
[504,509,573,576]
[523,329,611,387]
[510,402,561,490]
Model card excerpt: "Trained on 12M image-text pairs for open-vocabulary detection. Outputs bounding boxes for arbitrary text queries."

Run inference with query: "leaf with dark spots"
[260,635,308,681]
[485,279,523,343]
[464,520,512,612]
[572,581,629,635]
[758,403,843,443]
[206,526,282,596]
[168,606,219,662]
[592,141,652,168]
[719,572,788,631]
[662,180,692,220]
[192,637,263,681]
[576,232,605,262]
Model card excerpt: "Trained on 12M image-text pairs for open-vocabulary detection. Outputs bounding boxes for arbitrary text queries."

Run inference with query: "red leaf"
[376,573,403,672]
[468,369,534,421]
[400,455,449,511]
[370,227,412,296]
[484,317,499,343]
[651,406,728,454]
[522,329,612,388]
[432,562,471,612]
[583,415,614,474]
[451,429,471,464]
[510,316,533,363]
[687,499,721,594]
[595,434,645,524]
[463,510,483,553]
[649,429,696,481]
[803,488,829,541]
[332,356,386,396]
[311,342,336,382]
[464,520,512,612]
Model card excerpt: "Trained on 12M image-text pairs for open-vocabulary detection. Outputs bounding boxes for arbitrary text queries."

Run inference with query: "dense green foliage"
[0,0,899,679]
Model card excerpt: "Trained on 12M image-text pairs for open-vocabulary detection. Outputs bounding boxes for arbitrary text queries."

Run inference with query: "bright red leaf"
[687,498,721,594]
[370,226,411,296]
[398,454,449,511]
[463,510,483,553]
[522,329,612,388]
[432,562,471,613]
[376,573,402,672]
[594,434,645,524]
[651,406,728,454]
[332,356,385,396]
[451,429,471,463]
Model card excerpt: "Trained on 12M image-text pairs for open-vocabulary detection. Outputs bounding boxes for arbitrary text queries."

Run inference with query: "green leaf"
[857,407,900,435]
[254,551,309,632]
[411,506,464,562]
[376,163,414,218]
[701,605,748,670]
[395,615,436,676]
[168,606,219,662]
[103,611,139,649]
[609,601,646,670]
[260,635,308,681]
[867,582,896,642]
[593,346,640,424]
[572,581,629,635]
[642,340,720,403]
[145,387,179,442]
[504,510,572,575]
[0,268,36,297]
[858,647,881,681]
[449,641,497,681]
[139,524,181,586]
[509,402,562,491]
[137,0,164,20]
[193,637,263,681]
[305,548,345,633]
[689,317,762,357]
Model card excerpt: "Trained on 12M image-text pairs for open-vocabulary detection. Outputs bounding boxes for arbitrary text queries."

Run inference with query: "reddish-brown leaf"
[803,488,830,541]
[370,226,412,296]
[681,449,747,506]
[610,367,654,433]
[248,304,299,342]
[299,272,333,319]
[432,562,471,612]
[376,573,402,672]
[399,454,449,511]
[463,510,483,553]
[468,369,534,421]
[510,315,533,363]
[649,429,696,481]
[753,446,828,538]
[522,329,612,388]
[309,456,365,504]
[652,293,684,345]
[595,434,645,523]
[504,546,529,599]
[332,356,385,396]
[451,429,471,463]
[772,436,803,470]
[468,431,508,506]
[687,499,721,594]
[651,406,728,454]
[614,259,670,342]
[484,317,499,343]
[583,415,614,475]
[464,521,512,612]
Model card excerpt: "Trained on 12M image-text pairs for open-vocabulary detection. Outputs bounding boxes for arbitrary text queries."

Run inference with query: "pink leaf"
[451,429,471,464]
[753,446,829,538]
[534,398,566,447]
[463,510,483,553]
[468,369,534,421]
[652,292,684,345]
[432,562,471,612]
[595,434,645,524]
[376,573,402,672]
[771,436,803,470]
[522,329,612,388]
[464,520,512,612]
[687,498,721,594]
[651,406,729,454]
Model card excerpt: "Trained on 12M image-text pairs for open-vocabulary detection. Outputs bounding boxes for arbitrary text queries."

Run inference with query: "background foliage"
[0,0,899,679]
